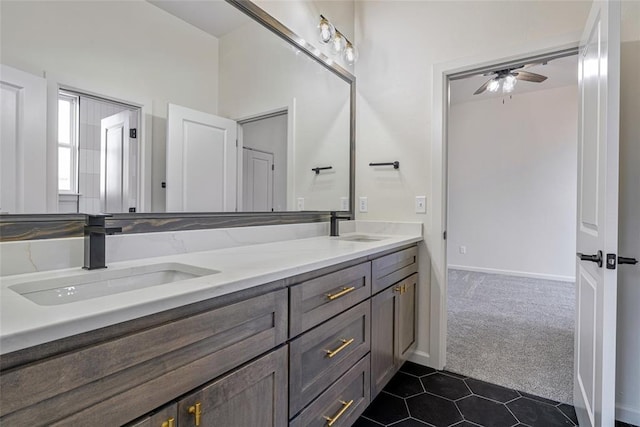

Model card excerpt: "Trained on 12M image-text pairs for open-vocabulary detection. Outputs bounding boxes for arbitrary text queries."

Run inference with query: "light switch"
[340,197,349,211]
[359,197,368,213]
[415,196,426,214]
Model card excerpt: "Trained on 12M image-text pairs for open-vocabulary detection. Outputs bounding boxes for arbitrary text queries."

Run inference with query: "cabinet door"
[370,285,398,398]
[127,404,177,427]
[177,346,287,427]
[397,274,418,363]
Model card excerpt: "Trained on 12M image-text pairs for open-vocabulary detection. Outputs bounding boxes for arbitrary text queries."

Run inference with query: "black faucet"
[83,214,123,270]
[330,211,351,237]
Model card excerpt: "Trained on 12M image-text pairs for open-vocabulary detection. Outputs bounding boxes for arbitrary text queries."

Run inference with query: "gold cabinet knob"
[161,417,175,427]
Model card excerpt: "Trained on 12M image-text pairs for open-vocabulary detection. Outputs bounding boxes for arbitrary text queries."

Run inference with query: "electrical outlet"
[415,196,426,214]
[297,197,304,210]
[359,197,368,213]
[340,197,349,211]
[459,246,466,254]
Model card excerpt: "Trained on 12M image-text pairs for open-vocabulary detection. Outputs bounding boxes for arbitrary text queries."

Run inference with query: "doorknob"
[619,256,638,265]
[577,250,603,268]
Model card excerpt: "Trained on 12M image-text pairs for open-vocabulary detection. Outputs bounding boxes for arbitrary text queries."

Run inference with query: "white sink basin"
[339,235,387,242]
[10,263,219,306]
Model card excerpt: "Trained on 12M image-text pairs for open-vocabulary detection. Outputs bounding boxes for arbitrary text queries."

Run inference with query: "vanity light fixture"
[318,15,358,65]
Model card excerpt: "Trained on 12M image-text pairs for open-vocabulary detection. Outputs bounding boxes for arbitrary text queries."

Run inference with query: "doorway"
[56,89,140,214]
[444,51,579,403]
[238,111,288,212]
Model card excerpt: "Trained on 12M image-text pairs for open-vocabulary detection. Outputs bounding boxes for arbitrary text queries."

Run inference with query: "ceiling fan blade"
[474,78,493,95]
[515,70,548,83]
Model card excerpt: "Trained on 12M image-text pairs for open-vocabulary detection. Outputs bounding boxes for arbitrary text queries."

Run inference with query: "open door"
[574,1,620,426]
[166,104,237,212]
[100,110,135,213]
[0,64,47,213]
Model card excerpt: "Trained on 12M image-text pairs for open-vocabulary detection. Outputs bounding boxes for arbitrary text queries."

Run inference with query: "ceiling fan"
[474,65,548,95]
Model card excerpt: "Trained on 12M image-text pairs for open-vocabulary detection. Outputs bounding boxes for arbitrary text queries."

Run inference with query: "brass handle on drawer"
[326,286,356,300]
[324,338,355,358]
[188,402,202,426]
[323,399,354,426]
[161,418,175,427]
[394,284,406,294]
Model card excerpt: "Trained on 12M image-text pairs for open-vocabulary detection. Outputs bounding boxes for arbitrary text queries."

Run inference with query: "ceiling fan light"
[503,74,517,93]
[487,79,500,92]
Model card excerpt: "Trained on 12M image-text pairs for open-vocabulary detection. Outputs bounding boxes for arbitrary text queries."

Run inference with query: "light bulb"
[318,17,335,44]
[331,32,346,54]
[487,79,500,92]
[503,74,517,93]
[343,42,358,65]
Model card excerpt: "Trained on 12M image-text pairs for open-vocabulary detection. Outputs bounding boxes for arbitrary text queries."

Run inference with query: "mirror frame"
[0,0,356,242]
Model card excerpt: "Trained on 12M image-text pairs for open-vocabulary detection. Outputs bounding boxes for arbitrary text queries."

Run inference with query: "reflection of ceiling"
[450,54,578,105]
[148,0,251,38]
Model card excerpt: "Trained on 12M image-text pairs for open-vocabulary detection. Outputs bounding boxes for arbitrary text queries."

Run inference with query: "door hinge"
[161,182,166,189]
[129,128,137,139]
[606,253,617,270]
[443,231,447,240]
[272,164,275,171]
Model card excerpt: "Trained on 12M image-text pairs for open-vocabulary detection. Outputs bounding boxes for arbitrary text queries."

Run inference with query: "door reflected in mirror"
[0,0,351,215]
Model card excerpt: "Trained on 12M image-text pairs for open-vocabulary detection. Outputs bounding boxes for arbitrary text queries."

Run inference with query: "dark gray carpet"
[446,269,574,404]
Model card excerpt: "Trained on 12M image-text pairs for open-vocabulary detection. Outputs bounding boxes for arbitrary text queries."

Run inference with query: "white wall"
[353,1,591,368]
[219,21,351,211]
[447,85,578,281]
[615,1,640,422]
[0,0,219,212]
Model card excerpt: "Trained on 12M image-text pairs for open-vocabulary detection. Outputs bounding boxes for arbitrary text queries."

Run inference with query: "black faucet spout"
[330,211,351,237]
[83,214,122,270]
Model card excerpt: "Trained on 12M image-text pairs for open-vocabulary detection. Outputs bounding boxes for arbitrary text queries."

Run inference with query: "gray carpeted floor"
[446,269,575,404]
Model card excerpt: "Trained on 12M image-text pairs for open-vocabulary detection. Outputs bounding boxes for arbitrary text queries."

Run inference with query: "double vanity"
[0,222,422,426]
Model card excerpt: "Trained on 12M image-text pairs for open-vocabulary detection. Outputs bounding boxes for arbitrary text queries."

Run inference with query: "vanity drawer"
[289,300,370,417]
[290,354,370,427]
[0,289,288,427]
[372,246,418,294]
[290,262,371,337]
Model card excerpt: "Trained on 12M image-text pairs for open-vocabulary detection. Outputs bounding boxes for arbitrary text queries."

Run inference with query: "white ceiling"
[148,0,251,39]
[450,54,578,105]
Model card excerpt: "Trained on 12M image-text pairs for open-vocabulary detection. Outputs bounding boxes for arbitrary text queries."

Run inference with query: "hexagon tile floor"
[355,361,638,427]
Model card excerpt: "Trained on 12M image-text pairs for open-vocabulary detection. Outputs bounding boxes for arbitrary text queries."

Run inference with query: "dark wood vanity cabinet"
[0,244,419,427]
[370,248,419,398]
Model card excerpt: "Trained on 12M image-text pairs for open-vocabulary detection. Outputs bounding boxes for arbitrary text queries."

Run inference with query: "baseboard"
[616,403,640,426]
[448,265,575,283]
[408,350,436,369]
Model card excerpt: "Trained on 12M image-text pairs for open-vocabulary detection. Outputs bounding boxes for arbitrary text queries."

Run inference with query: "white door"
[100,110,133,213]
[574,1,621,426]
[0,64,47,213]
[166,104,237,212]
[243,148,274,212]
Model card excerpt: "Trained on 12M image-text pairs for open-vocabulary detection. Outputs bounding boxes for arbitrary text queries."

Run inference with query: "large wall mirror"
[0,0,354,225]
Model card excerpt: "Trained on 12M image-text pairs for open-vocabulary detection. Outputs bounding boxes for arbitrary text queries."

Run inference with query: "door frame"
[235,100,296,211]
[426,38,582,372]
[52,84,150,212]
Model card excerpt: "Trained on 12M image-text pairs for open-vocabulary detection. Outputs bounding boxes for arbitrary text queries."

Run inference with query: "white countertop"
[0,231,421,355]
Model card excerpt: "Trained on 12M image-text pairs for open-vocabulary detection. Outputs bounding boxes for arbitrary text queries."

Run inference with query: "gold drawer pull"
[323,399,354,426]
[161,418,175,427]
[394,284,406,294]
[326,286,356,300]
[188,402,202,426]
[325,338,355,358]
